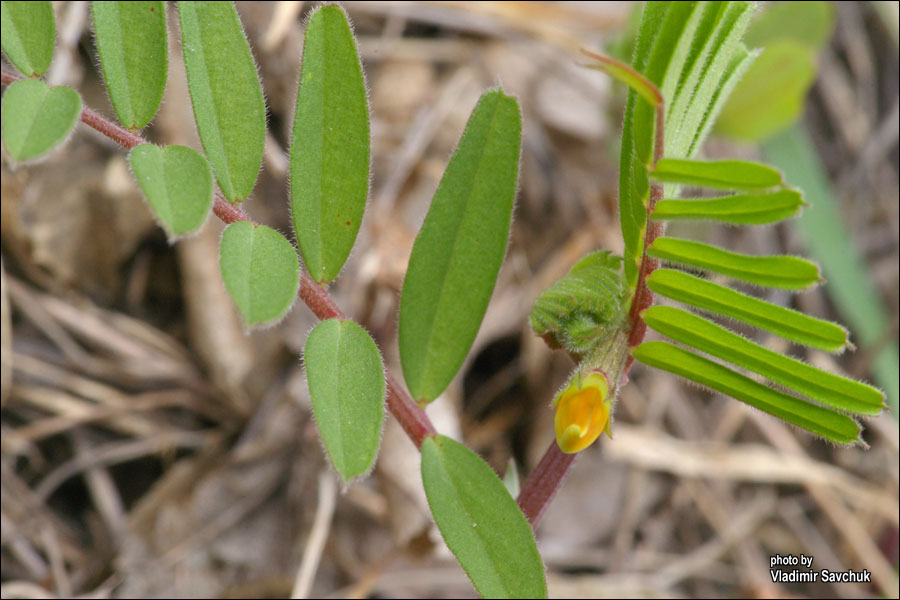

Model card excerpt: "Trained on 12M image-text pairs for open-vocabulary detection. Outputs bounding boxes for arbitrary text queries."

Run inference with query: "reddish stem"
[386,373,436,449]
[624,104,666,365]
[81,105,144,149]
[0,68,437,456]
[516,441,577,526]
[213,197,252,225]
[516,80,666,528]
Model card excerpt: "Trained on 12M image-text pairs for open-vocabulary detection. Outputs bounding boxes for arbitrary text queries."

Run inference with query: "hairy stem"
[517,82,666,528]
[625,104,666,362]
[517,441,577,526]
[1,68,436,451]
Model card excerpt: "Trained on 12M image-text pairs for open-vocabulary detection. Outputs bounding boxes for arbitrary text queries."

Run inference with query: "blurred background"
[1,1,897,598]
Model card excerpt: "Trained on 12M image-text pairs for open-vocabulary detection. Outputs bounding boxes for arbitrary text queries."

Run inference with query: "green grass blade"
[1,0,54,77]
[650,189,804,225]
[643,306,885,415]
[91,1,167,129]
[305,319,385,483]
[421,435,547,598]
[646,269,848,352]
[398,89,521,404]
[650,158,784,190]
[632,342,861,445]
[648,237,821,289]
[1,79,80,161]
[290,5,370,284]
[128,144,212,239]
[219,222,300,328]
[178,1,266,203]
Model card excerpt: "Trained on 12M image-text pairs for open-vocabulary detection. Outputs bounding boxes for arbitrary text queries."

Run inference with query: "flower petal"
[554,372,609,453]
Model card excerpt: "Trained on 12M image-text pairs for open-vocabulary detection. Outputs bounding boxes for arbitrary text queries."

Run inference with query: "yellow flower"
[553,371,610,454]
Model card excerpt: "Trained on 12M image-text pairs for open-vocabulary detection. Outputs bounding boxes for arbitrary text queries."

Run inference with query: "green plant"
[0,1,885,598]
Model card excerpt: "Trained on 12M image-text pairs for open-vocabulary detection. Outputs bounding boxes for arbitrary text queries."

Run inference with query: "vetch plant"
[0,1,886,598]
[519,2,885,531]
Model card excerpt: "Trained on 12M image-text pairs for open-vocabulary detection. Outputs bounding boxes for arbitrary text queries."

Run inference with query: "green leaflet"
[290,5,370,284]
[305,319,385,482]
[648,237,822,289]
[1,79,80,161]
[178,1,266,203]
[665,1,754,157]
[764,126,899,416]
[648,2,707,110]
[398,89,521,404]
[1,1,55,77]
[632,342,861,445]
[650,158,784,190]
[91,1,167,130]
[650,189,804,225]
[421,435,547,599]
[689,44,756,157]
[646,269,848,352]
[529,251,628,354]
[128,144,212,239]
[670,2,725,105]
[643,306,885,415]
[219,222,300,328]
